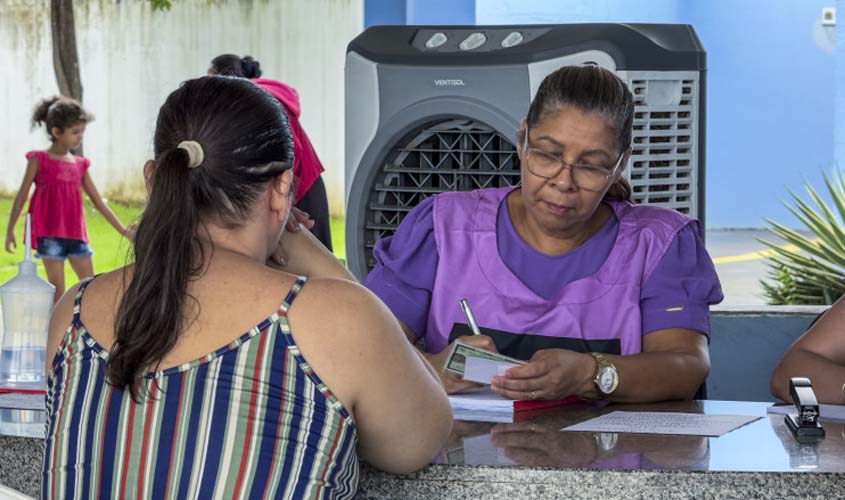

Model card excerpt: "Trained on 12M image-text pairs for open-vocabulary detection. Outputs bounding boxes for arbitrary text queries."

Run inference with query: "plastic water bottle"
[0,215,55,392]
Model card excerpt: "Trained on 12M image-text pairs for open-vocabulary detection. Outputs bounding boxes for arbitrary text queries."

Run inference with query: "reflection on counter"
[771,414,845,471]
[0,409,45,439]
[440,399,845,473]
[441,404,709,470]
[4,400,845,499]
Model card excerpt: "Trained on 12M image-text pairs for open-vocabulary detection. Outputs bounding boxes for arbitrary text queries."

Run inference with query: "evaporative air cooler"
[345,24,706,279]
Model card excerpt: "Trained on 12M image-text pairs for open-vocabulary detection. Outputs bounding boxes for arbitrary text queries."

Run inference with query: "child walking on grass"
[4,96,134,302]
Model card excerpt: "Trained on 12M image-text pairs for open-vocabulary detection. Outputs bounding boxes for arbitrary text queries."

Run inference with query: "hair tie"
[177,140,204,169]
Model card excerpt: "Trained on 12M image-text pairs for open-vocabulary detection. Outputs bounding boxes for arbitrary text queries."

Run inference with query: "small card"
[444,341,525,377]
[463,356,521,385]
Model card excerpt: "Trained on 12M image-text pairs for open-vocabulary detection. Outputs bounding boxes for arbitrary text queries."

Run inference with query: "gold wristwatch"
[590,353,619,398]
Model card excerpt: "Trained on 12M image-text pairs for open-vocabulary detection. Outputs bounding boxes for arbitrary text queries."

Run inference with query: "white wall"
[0,0,362,216]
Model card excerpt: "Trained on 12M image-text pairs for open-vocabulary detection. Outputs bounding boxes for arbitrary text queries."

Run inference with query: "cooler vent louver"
[364,119,520,269]
[627,75,700,214]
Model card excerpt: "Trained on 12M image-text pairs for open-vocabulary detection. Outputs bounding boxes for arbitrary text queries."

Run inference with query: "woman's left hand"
[491,349,594,401]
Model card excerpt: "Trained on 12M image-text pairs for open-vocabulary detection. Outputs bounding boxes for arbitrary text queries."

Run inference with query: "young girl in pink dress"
[4,96,134,302]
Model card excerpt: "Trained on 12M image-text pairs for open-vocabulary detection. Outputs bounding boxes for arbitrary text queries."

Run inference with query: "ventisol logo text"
[434,79,466,87]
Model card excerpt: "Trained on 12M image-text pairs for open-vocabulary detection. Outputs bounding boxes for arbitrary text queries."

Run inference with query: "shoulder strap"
[72,277,95,328]
[278,276,308,315]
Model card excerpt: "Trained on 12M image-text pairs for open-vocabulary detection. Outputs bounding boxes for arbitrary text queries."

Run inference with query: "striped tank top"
[43,277,359,499]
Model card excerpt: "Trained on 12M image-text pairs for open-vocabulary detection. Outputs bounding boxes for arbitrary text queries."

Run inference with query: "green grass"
[330,217,346,261]
[0,198,140,287]
[0,198,346,286]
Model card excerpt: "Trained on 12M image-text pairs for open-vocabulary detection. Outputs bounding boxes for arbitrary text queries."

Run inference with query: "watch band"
[590,352,618,397]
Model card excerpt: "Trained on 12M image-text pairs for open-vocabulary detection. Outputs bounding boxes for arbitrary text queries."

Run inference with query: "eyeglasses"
[522,127,625,192]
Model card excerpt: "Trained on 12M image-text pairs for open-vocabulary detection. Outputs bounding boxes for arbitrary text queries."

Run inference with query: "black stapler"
[784,377,825,443]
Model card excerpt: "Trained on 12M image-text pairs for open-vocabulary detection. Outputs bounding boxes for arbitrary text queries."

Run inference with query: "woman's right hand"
[426,335,500,394]
[268,224,356,281]
[268,225,313,270]
[4,231,16,253]
[285,206,315,233]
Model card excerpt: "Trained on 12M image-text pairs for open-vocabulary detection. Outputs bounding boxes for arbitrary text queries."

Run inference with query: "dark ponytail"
[32,97,60,127]
[604,177,632,201]
[524,65,634,201]
[110,148,198,398]
[31,96,93,140]
[209,54,262,79]
[109,76,294,400]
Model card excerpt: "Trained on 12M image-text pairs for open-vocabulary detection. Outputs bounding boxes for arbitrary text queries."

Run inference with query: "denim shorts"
[36,237,94,261]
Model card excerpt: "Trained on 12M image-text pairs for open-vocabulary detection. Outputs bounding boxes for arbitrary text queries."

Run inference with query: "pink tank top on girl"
[26,150,89,248]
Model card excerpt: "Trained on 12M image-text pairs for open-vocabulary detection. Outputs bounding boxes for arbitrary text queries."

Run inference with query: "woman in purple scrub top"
[364,65,723,403]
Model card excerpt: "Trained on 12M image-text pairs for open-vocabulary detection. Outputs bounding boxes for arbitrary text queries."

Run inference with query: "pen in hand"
[459,298,483,336]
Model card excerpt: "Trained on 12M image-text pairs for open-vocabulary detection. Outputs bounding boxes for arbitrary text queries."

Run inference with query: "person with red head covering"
[209,54,333,250]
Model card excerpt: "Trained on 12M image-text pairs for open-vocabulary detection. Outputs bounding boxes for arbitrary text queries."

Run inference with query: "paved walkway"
[706,229,797,306]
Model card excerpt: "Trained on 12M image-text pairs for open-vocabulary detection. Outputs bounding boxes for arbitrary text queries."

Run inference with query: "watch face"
[598,366,618,393]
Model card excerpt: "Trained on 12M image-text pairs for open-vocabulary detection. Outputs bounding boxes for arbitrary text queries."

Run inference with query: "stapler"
[784,377,825,443]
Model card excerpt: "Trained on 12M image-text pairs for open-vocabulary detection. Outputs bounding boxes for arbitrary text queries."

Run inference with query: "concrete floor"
[706,229,790,306]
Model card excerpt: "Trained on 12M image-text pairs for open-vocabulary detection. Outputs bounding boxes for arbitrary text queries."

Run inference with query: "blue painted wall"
[363,0,837,227]
[836,0,845,170]
[408,0,475,25]
[365,0,475,27]
[364,0,406,27]
[681,1,835,229]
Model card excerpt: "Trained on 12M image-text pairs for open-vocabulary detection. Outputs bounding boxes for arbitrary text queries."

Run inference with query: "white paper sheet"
[767,403,845,422]
[0,393,44,411]
[561,411,760,437]
[462,357,519,385]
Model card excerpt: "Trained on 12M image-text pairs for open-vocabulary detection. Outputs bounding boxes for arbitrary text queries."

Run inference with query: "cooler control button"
[501,31,524,48]
[425,32,448,49]
[459,32,487,51]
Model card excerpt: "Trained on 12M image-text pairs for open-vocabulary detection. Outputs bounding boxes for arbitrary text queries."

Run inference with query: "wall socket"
[822,7,836,26]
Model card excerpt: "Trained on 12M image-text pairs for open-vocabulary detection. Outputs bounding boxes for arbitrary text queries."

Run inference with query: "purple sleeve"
[362,196,439,338]
[641,223,724,336]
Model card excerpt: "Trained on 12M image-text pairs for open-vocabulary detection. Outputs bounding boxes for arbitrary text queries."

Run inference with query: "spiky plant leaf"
[761,171,845,304]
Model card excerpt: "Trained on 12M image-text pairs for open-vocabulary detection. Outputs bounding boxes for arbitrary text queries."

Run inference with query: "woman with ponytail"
[364,65,724,404]
[43,76,451,499]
